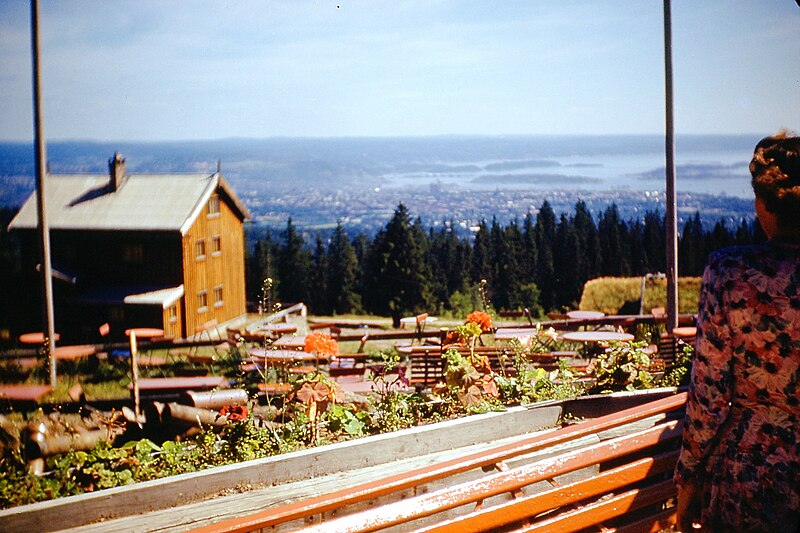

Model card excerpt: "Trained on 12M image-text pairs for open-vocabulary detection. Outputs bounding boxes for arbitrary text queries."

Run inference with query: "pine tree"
[598,204,630,276]
[326,222,361,315]
[533,201,557,311]
[276,218,312,305]
[308,235,329,314]
[363,204,433,326]
[554,213,582,307]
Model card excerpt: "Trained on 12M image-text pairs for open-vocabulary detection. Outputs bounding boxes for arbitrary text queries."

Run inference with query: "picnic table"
[560,331,634,344]
[561,330,634,356]
[53,344,96,361]
[566,310,606,320]
[494,327,554,345]
[246,348,322,365]
[399,315,438,328]
[256,323,298,335]
[271,335,306,350]
[129,376,227,395]
[125,328,165,339]
[18,332,60,345]
[0,384,52,403]
[672,326,697,340]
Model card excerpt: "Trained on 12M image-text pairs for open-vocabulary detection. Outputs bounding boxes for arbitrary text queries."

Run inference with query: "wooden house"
[8,153,250,341]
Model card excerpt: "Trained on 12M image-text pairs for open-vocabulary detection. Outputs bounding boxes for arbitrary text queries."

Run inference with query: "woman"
[675,131,800,532]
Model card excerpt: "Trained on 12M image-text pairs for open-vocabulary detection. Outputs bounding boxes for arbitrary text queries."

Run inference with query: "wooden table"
[129,376,227,393]
[400,316,438,328]
[18,332,60,345]
[0,384,52,402]
[561,331,634,343]
[566,310,606,320]
[672,326,697,339]
[272,335,306,350]
[494,327,551,344]
[125,328,165,339]
[561,330,634,357]
[53,344,96,361]
[256,323,298,335]
[247,348,322,365]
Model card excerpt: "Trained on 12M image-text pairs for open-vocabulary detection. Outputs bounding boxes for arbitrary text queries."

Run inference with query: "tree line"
[246,201,764,324]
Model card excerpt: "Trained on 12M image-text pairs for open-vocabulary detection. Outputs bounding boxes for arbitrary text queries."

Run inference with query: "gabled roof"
[8,172,250,235]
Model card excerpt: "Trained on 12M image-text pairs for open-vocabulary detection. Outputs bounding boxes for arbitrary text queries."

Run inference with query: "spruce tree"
[533,201,557,311]
[327,222,361,315]
[363,204,433,326]
[276,218,312,305]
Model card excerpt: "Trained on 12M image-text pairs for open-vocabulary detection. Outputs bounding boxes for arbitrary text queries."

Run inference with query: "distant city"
[0,135,757,237]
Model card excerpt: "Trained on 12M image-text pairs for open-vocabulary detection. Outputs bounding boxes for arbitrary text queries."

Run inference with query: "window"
[195,239,206,260]
[110,307,125,322]
[207,194,220,217]
[168,305,178,323]
[211,235,222,256]
[123,244,144,264]
[197,290,208,312]
[213,285,224,308]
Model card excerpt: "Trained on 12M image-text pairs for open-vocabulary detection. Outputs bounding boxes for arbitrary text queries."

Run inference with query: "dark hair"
[750,130,800,230]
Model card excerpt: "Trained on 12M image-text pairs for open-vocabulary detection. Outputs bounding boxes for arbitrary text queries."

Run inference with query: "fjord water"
[0,134,758,202]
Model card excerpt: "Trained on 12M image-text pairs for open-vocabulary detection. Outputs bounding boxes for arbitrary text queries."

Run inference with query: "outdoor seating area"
[0,305,696,411]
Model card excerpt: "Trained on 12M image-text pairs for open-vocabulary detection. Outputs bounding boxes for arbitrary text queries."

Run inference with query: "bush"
[579,276,701,315]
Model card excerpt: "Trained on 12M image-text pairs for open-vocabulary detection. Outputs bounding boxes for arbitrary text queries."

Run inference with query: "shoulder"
[705,244,765,273]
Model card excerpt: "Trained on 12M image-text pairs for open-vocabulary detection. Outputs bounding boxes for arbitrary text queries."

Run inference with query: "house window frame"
[213,285,224,308]
[168,304,178,323]
[207,194,220,218]
[123,243,144,264]
[197,290,208,313]
[211,235,222,257]
[195,238,206,261]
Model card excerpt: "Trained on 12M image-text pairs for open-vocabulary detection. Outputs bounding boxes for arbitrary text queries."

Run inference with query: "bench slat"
[418,450,678,533]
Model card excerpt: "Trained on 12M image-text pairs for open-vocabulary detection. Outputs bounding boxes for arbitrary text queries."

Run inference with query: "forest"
[246,200,765,324]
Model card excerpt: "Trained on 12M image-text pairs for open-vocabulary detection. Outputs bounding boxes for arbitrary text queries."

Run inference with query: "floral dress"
[675,238,800,532]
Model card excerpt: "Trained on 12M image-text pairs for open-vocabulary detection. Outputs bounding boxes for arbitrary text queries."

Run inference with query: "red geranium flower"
[218,404,248,422]
[304,332,339,356]
[466,310,492,332]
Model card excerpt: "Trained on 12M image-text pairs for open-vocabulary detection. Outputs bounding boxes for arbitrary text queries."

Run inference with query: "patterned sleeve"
[674,252,735,486]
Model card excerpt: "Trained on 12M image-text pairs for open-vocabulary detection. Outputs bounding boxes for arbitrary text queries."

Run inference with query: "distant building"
[8,153,250,341]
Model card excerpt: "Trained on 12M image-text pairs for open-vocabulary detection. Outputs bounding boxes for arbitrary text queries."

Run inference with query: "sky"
[0,0,799,141]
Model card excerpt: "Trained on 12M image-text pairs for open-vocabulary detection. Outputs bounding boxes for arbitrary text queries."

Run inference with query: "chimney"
[108,151,127,191]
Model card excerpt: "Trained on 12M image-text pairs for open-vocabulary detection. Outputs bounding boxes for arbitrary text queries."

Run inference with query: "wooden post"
[31,0,57,387]
[129,331,140,421]
[663,0,679,333]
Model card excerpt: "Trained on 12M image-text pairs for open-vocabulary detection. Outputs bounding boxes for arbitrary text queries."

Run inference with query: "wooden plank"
[519,479,676,533]
[417,450,678,533]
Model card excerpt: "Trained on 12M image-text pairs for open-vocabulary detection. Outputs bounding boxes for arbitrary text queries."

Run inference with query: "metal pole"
[31,0,57,386]
[663,0,679,333]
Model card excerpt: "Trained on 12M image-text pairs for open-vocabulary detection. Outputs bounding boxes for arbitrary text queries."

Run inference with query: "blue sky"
[1,0,798,141]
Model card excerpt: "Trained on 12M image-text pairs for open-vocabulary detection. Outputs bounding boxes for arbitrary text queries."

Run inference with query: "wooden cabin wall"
[181,192,247,336]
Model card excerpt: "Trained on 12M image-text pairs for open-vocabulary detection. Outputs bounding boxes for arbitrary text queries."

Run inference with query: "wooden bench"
[0,384,53,404]
[189,392,686,533]
[407,345,583,390]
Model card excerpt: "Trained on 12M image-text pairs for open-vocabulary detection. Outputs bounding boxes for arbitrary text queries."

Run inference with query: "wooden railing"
[191,392,686,533]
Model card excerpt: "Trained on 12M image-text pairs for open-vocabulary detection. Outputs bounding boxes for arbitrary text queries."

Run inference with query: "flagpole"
[31,0,57,386]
